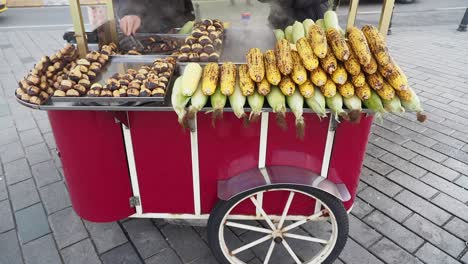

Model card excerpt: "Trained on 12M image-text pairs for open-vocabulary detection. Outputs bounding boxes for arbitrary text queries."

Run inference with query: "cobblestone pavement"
[1,25,468,264]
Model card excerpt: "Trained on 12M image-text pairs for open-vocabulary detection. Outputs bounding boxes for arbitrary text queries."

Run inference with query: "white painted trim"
[316,118,336,213]
[122,123,143,215]
[258,112,269,169]
[190,115,201,215]
[129,213,316,221]
[259,167,272,185]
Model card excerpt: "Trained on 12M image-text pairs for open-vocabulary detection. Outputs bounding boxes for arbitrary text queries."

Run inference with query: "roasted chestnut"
[66,89,80,97]
[53,90,66,97]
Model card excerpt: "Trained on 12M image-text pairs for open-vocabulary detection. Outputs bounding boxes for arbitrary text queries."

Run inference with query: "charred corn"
[338,81,355,98]
[331,63,348,85]
[264,50,281,85]
[363,55,378,74]
[320,50,338,74]
[202,63,219,95]
[376,81,395,100]
[310,67,328,87]
[279,75,296,96]
[378,58,397,78]
[307,25,328,58]
[351,71,366,87]
[220,62,237,96]
[296,37,319,71]
[386,64,408,91]
[257,78,271,96]
[344,47,361,76]
[367,72,384,90]
[299,79,314,98]
[326,28,350,61]
[362,25,391,66]
[320,78,337,98]
[396,88,412,101]
[355,82,371,100]
[291,51,307,85]
[347,26,372,65]
[238,64,255,96]
[275,39,293,75]
[246,48,265,82]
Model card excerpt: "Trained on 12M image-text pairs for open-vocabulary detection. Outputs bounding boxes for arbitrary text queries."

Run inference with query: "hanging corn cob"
[171,76,190,127]
[246,48,265,82]
[257,78,271,96]
[279,75,296,96]
[321,78,337,98]
[229,78,247,120]
[331,63,348,85]
[363,90,386,119]
[362,25,391,66]
[363,55,378,74]
[291,51,307,85]
[202,63,219,96]
[382,96,405,114]
[351,71,366,87]
[266,86,287,130]
[376,81,395,100]
[264,50,282,85]
[320,49,338,74]
[326,93,348,121]
[210,87,227,126]
[238,64,255,96]
[275,39,293,75]
[220,62,237,96]
[298,79,314,98]
[344,47,361,76]
[386,64,408,91]
[326,28,350,61]
[355,82,371,100]
[247,91,265,122]
[343,95,362,123]
[307,25,328,58]
[399,88,426,122]
[287,89,306,139]
[347,26,372,65]
[367,72,384,90]
[292,21,305,44]
[181,63,203,96]
[338,81,354,98]
[305,87,326,118]
[296,37,319,71]
[187,81,209,120]
[310,67,328,87]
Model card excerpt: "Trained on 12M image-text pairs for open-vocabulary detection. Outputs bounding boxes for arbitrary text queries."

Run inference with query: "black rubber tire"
[207,184,349,264]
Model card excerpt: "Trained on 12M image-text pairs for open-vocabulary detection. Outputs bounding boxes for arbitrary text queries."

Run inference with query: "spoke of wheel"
[250,196,276,231]
[231,235,272,255]
[282,211,324,232]
[225,221,272,234]
[263,240,276,264]
[277,192,295,230]
[282,239,302,264]
[283,233,329,244]
[231,255,244,264]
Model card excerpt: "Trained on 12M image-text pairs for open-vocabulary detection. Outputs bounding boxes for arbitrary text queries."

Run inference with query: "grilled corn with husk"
[307,25,328,58]
[338,81,354,98]
[171,76,190,126]
[396,88,412,101]
[363,90,386,119]
[386,64,408,91]
[229,78,247,119]
[264,50,282,85]
[238,64,255,96]
[351,71,366,87]
[355,82,371,100]
[378,58,397,78]
[382,96,405,114]
[320,49,338,74]
[182,63,203,96]
[202,63,219,95]
[326,93,348,121]
[188,81,209,120]
[247,91,265,122]
[376,81,395,100]
[326,28,350,61]
[266,86,287,130]
[343,95,363,123]
[247,48,265,82]
[275,39,293,75]
[367,72,384,90]
[331,63,348,85]
[298,79,314,98]
[220,62,237,96]
[296,37,319,71]
[347,26,372,65]
[344,47,361,76]
[291,51,307,85]
[210,87,227,126]
[399,88,426,122]
[310,67,328,87]
[305,87,326,118]
[362,25,391,66]
[363,55,378,74]
[279,75,296,96]
[257,78,271,96]
[287,88,306,139]
[321,78,337,98]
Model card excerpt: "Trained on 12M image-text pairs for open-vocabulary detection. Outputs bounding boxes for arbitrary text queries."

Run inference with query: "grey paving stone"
[358,187,412,222]
[0,127,19,146]
[431,193,468,222]
[15,116,37,132]
[357,181,368,193]
[444,217,468,242]
[395,127,437,147]
[83,220,127,254]
[9,178,40,211]
[412,155,460,181]
[339,238,384,264]
[380,153,427,179]
[61,238,100,264]
[0,199,15,233]
[188,254,219,264]
[443,157,468,176]
[366,143,387,158]
[101,242,143,264]
[0,176,7,201]
[361,167,403,197]
[372,125,408,144]
[395,190,450,226]
[350,197,373,219]
[248,258,263,264]
[0,115,14,129]
[25,143,51,165]
[31,160,61,187]
[37,119,52,134]
[404,214,465,258]
[421,172,468,203]
[23,234,62,264]
[16,203,51,244]
[145,248,182,264]
[369,238,423,264]
[0,141,25,164]
[123,219,168,259]
[0,229,23,264]
[348,214,381,247]
[49,207,87,249]
[387,170,438,199]
[364,211,424,253]
[369,136,416,160]
[39,181,71,215]
[4,158,32,185]
[363,154,394,176]
[161,224,213,263]
[43,132,56,150]
[431,142,468,164]
[415,243,460,264]
[461,252,468,264]
[19,128,43,147]
[455,175,468,189]
[403,141,448,162]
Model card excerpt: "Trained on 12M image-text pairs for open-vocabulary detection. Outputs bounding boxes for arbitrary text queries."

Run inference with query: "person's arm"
[119,0,146,35]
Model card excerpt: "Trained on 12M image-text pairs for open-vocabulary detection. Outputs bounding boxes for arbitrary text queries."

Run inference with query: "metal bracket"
[329,117,338,132]
[129,196,140,207]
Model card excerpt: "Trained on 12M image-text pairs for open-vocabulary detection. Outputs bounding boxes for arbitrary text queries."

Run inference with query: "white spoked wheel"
[207,184,348,264]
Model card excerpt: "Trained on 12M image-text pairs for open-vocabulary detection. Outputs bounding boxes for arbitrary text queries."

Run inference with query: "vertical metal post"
[457,8,468,32]
[378,0,395,38]
[69,0,88,58]
[105,0,119,45]
[346,0,359,29]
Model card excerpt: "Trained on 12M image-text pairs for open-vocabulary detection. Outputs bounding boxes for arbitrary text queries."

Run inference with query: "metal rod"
[106,0,119,45]
[69,0,88,58]
[458,8,468,32]
[378,0,396,38]
[346,0,360,29]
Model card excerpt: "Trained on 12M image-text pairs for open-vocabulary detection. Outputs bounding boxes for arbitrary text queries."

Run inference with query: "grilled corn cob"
[257,78,271,96]
[296,37,319,71]
[378,58,397,78]
[362,55,378,74]
[307,25,328,58]
[396,87,413,101]
[355,82,371,100]
[320,78,337,98]
[202,63,219,95]
[367,72,384,90]
[238,64,255,96]
[386,64,408,91]
[344,47,361,76]
[278,75,296,96]
[310,67,328,87]
[338,81,354,98]
[291,51,307,85]
[331,63,348,85]
[264,50,281,85]
[246,48,265,82]
[298,79,314,98]
[326,28,350,61]
[347,26,372,65]
[351,71,366,87]
[320,50,338,74]
[275,39,293,75]
[362,25,391,66]
[220,62,237,96]
[376,81,395,100]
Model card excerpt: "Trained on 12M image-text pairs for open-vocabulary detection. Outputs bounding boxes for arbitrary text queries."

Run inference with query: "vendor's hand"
[120,15,141,36]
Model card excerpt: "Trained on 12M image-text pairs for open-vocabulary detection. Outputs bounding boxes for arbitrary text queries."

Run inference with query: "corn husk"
[363,90,386,121]
[273,29,285,41]
[209,87,227,127]
[305,87,326,118]
[187,81,208,120]
[266,86,287,130]
[326,93,348,121]
[171,76,190,127]
[382,96,405,114]
[287,89,305,139]
[343,95,362,123]
[400,88,426,122]
[229,79,247,120]
[247,90,265,122]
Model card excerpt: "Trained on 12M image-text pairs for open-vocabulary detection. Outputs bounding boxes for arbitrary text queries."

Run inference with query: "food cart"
[15,0,397,263]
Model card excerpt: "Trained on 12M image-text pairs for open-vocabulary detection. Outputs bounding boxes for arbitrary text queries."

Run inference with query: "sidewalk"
[1,26,468,264]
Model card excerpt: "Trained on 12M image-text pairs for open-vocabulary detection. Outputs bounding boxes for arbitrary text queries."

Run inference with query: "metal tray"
[176,29,226,63]
[50,56,176,106]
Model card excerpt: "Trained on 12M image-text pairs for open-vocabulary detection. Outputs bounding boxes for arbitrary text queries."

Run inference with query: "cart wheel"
[207,184,348,264]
